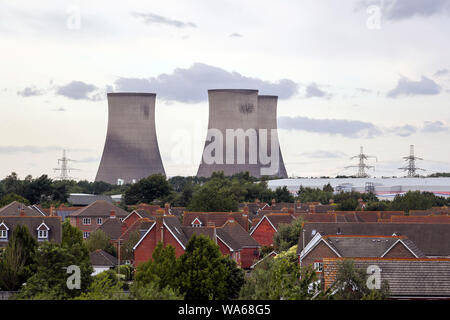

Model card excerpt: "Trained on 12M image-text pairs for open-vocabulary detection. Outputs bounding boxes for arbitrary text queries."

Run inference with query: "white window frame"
[313,262,323,272]
[0,229,8,239]
[83,232,90,239]
[82,218,91,225]
[38,229,48,240]
[97,218,103,225]
[119,218,124,222]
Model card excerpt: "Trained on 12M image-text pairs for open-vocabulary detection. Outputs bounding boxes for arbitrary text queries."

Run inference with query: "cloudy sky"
[1,0,450,180]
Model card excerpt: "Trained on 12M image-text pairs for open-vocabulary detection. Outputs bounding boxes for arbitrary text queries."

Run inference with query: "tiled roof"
[322,258,450,297]
[68,194,112,206]
[216,228,242,251]
[90,249,117,267]
[96,217,123,240]
[301,222,450,257]
[218,219,259,248]
[0,216,62,246]
[0,201,43,217]
[390,215,450,224]
[265,214,296,229]
[69,200,129,218]
[183,212,247,229]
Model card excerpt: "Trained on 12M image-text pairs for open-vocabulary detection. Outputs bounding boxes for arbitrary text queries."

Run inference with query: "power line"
[399,145,425,177]
[345,146,377,178]
[53,149,79,180]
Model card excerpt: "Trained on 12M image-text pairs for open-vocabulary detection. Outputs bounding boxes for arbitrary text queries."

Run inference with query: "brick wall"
[383,241,416,258]
[240,247,259,269]
[301,240,339,268]
[251,219,276,247]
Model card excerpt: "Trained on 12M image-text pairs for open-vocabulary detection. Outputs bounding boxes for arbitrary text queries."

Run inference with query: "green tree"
[75,270,124,300]
[332,259,390,300]
[273,217,303,252]
[123,174,172,205]
[187,172,239,212]
[222,257,245,300]
[389,191,443,212]
[177,234,230,300]
[85,229,116,256]
[273,186,295,203]
[0,193,30,207]
[120,231,141,261]
[134,242,179,290]
[130,282,184,300]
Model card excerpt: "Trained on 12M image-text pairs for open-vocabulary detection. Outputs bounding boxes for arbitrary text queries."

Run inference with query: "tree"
[273,217,303,252]
[130,282,184,300]
[16,241,93,300]
[222,257,245,300]
[120,231,141,261]
[123,174,172,205]
[187,172,239,212]
[177,234,230,300]
[0,224,37,290]
[297,186,333,204]
[323,183,334,193]
[332,259,390,300]
[0,193,30,207]
[389,191,443,212]
[273,186,295,203]
[75,270,124,300]
[134,242,179,290]
[85,229,116,256]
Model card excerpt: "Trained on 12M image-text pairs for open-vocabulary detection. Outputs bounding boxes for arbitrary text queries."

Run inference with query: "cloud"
[422,121,449,133]
[434,68,449,77]
[51,107,66,112]
[357,0,450,21]
[56,81,103,101]
[229,33,243,38]
[389,124,418,137]
[17,86,45,97]
[131,12,197,28]
[387,76,441,98]
[114,63,298,103]
[278,116,382,138]
[299,150,348,159]
[304,82,332,99]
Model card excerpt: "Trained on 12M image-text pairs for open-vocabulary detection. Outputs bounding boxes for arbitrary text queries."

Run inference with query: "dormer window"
[191,217,202,228]
[36,222,50,241]
[0,222,9,241]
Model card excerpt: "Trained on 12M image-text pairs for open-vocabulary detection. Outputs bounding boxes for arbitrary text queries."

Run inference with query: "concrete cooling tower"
[196,89,288,178]
[257,95,288,178]
[95,93,165,184]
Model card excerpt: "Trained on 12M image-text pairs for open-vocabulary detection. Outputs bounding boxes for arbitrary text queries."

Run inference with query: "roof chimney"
[243,205,249,216]
[271,199,276,206]
[50,205,55,217]
[110,209,116,219]
[19,208,26,217]
[156,208,165,216]
[164,203,170,215]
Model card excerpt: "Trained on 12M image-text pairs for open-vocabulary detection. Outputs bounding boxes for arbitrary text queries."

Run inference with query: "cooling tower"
[197,89,261,178]
[196,90,288,178]
[257,95,288,178]
[95,92,165,184]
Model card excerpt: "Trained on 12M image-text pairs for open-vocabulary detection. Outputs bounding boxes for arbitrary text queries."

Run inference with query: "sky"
[1,0,449,181]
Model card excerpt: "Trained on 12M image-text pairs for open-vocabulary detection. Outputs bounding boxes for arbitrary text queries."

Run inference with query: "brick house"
[183,211,249,231]
[216,219,260,269]
[300,222,450,258]
[298,233,425,272]
[250,213,296,247]
[0,201,45,217]
[68,200,129,239]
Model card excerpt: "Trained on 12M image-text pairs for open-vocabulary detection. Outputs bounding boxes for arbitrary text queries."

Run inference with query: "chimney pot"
[110,209,116,219]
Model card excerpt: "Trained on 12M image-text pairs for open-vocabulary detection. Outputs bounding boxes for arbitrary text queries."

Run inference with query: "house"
[250,251,278,269]
[322,257,450,299]
[0,201,45,217]
[300,222,450,258]
[183,211,248,231]
[216,219,260,269]
[298,233,425,271]
[36,204,80,221]
[0,216,62,246]
[133,210,259,269]
[250,213,296,247]
[94,210,123,242]
[89,249,117,276]
[68,200,129,239]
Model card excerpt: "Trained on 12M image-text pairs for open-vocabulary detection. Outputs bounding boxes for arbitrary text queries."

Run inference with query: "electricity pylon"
[399,145,425,177]
[345,146,377,178]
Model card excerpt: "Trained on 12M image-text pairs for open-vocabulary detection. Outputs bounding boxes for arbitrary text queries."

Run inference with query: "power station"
[95,93,166,184]
[196,89,288,178]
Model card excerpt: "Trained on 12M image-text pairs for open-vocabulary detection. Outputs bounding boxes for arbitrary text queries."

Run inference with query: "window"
[97,218,103,225]
[313,262,323,272]
[119,218,124,222]
[83,232,90,239]
[0,229,7,239]
[38,230,48,240]
[82,218,91,225]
